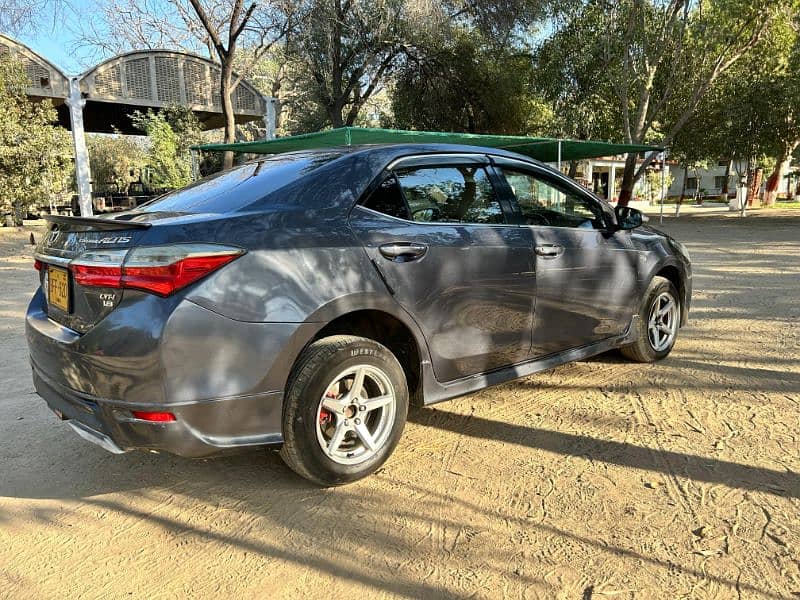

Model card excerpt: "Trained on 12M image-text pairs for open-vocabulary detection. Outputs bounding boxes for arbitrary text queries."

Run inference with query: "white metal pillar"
[263,96,277,140]
[659,151,668,225]
[608,164,617,201]
[557,140,562,171]
[67,78,93,216]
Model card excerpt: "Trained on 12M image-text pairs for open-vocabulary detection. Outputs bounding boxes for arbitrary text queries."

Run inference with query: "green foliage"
[0,54,73,225]
[289,0,408,128]
[87,134,147,194]
[531,10,618,141]
[644,169,674,204]
[674,11,800,170]
[392,30,552,135]
[131,105,202,189]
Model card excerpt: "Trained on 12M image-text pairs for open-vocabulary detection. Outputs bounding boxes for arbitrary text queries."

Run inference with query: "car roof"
[255,143,545,167]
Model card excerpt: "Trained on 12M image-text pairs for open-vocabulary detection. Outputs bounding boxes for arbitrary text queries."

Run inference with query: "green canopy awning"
[194,126,662,163]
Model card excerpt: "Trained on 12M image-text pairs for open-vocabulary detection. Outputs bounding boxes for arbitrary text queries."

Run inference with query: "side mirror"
[615,205,646,230]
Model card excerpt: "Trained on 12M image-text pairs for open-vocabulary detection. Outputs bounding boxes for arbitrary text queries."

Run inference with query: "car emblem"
[98,236,132,244]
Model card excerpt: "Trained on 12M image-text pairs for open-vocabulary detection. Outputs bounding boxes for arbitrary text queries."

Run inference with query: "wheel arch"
[285,294,431,407]
[651,262,688,326]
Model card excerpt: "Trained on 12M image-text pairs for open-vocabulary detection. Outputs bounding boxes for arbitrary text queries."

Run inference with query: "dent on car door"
[495,163,640,357]
[349,158,536,382]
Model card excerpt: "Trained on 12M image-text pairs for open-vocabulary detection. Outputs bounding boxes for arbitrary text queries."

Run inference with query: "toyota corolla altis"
[27,144,691,485]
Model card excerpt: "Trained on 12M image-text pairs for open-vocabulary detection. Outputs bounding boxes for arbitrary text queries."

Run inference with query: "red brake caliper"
[319,390,336,425]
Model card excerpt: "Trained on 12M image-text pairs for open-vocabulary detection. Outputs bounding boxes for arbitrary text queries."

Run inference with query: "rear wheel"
[279,335,408,486]
[621,276,680,363]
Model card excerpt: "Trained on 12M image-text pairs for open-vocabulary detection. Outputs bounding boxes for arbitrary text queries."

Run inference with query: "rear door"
[493,159,640,358]
[349,154,536,383]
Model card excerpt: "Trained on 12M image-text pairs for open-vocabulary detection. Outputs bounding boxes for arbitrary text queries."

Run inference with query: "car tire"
[279,335,409,486]
[621,276,681,363]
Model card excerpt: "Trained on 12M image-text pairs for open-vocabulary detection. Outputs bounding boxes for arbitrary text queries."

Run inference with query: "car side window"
[500,168,605,229]
[360,175,411,220]
[394,165,505,225]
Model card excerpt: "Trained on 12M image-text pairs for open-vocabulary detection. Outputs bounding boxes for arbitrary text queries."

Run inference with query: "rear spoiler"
[44,214,152,230]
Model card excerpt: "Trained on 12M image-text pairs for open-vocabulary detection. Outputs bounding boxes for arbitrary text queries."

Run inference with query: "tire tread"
[279,335,406,486]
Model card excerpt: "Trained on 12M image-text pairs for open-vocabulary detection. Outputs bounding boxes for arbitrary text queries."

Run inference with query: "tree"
[393,30,552,135]
[132,107,201,189]
[672,11,800,206]
[185,0,293,168]
[290,0,409,128]
[82,0,294,169]
[87,135,147,194]
[540,0,793,206]
[0,0,65,35]
[0,54,73,226]
[532,13,619,176]
[285,0,552,131]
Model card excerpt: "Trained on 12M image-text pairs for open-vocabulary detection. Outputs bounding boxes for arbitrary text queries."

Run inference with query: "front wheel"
[279,335,408,486]
[621,276,681,363]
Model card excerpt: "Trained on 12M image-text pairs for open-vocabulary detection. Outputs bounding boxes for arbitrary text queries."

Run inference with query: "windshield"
[136,151,343,214]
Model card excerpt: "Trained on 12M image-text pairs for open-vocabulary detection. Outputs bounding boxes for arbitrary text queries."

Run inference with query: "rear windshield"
[136,151,342,213]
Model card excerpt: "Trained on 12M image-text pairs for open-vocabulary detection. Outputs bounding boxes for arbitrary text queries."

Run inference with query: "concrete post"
[67,78,93,216]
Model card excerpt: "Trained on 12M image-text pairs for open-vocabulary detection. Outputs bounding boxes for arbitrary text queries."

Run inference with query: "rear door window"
[394,166,505,224]
[360,175,411,220]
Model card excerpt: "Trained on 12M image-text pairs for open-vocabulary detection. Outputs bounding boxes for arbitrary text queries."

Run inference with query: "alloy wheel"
[315,365,397,465]
[647,291,679,352]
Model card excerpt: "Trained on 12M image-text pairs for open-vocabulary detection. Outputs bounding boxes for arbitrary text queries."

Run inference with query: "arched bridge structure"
[0,33,70,100]
[0,34,274,214]
[77,50,266,133]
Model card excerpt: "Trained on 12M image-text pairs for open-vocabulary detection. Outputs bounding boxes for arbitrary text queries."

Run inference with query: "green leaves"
[131,106,200,190]
[0,54,73,225]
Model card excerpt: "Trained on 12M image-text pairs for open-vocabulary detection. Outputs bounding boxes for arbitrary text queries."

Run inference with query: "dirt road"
[1,212,798,599]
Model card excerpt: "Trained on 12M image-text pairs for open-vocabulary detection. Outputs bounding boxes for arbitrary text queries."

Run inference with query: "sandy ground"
[0,212,798,599]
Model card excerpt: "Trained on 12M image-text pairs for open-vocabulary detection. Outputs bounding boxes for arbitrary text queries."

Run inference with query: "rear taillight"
[34,259,42,271]
[70,244,243,296]
[71,249,128,288]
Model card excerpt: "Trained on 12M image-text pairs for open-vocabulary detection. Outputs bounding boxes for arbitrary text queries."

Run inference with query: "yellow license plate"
[48,266,70,312]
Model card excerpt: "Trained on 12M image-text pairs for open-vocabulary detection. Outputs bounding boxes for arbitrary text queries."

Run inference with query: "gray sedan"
[26,144,691,485]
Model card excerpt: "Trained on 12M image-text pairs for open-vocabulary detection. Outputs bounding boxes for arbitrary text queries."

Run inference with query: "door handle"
[535,244,564,258]
[379,242,428,262]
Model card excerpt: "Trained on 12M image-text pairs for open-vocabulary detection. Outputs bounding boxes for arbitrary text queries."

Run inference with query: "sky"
[14,0,103,75]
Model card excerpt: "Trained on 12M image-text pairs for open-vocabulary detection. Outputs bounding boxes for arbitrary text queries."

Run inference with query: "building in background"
[559,155,670,207]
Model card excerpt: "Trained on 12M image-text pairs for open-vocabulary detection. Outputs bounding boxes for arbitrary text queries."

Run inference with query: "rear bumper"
[25,288,322,458]
[32,363,284,458]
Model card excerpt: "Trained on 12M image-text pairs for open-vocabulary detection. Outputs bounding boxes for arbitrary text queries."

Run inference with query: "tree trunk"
[617,154,638,206]
[676,168,687,216]
[763,163,783,207]
[567,160,578,179]
[329,110,343,128]
[13,200,25,226]
[221,61,236,170]
[747,167,763,207]
[764,146,795,206]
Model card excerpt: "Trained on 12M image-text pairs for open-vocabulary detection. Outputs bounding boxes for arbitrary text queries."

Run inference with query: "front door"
[494,161,639,358]
[349,155,536,382]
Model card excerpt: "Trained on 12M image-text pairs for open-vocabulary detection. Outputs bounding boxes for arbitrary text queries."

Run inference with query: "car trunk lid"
[34,215,150,333]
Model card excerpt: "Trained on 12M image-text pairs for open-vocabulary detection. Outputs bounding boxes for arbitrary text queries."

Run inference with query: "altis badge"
[97,236,132,244]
